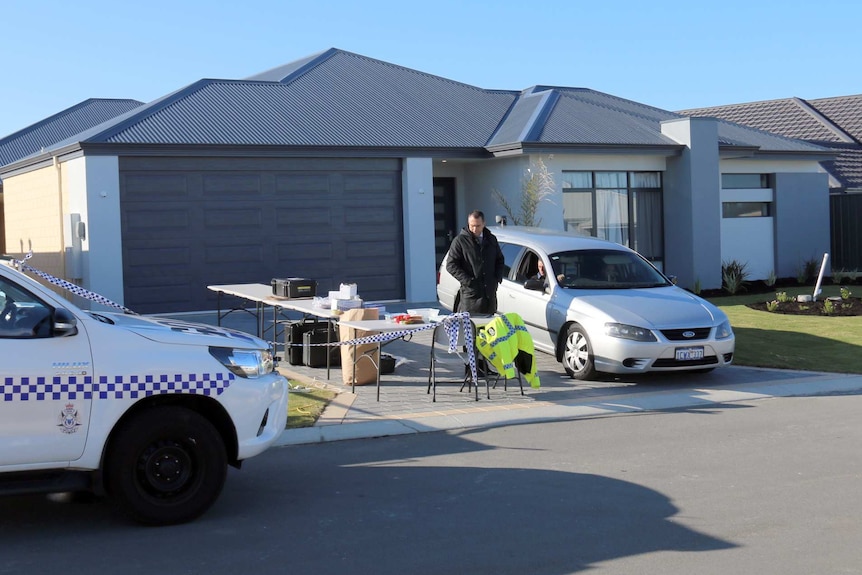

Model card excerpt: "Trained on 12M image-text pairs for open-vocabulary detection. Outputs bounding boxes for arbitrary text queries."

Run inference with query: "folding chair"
[427,317,489,401]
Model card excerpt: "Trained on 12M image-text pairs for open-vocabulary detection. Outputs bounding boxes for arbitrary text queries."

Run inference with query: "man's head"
[467,210,485,237]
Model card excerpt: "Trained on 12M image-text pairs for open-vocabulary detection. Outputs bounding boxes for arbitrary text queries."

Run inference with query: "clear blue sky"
[2,0,860,139]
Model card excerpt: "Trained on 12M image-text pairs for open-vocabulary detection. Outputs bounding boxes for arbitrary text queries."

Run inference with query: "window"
[562,171,663,266]
[0,278,53,338]
[498,243,524,279]
[721,173,769,189]
[722,202,772,218]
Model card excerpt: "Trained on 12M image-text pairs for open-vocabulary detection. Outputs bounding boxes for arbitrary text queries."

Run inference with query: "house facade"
[0,49,833,313]
[680,95,862,271]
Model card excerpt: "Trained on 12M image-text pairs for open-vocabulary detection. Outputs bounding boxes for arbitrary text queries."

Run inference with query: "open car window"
[549,249,670,289]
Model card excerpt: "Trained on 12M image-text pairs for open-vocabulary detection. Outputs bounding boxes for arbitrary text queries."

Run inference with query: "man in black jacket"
[445,210,505,315]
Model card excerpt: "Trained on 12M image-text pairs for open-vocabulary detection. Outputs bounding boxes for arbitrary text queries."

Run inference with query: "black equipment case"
[284,319,322,366]
[302,326,341,368]
[271,277,317,299]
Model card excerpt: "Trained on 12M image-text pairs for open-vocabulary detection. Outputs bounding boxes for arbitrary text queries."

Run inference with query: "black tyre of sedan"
[105,406,228,525]
[562,324,598,380]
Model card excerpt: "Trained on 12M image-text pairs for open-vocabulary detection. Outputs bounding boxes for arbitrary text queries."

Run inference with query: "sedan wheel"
[563,325,597,380]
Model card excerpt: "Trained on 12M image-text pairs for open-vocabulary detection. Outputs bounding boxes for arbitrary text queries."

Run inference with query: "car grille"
[660,327,712,341]
[652,356,718,368]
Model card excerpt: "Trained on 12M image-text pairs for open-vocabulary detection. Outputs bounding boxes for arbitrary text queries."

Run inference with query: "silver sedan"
[437,227,735,380]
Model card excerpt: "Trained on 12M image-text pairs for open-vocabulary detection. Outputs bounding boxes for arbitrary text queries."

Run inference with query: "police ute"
[0,255,289,525]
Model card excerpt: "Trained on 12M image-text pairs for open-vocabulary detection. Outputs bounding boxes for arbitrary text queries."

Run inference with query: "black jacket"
[445,227,505,314]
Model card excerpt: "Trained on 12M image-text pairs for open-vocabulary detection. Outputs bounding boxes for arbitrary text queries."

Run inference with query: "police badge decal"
[58,403,81,434]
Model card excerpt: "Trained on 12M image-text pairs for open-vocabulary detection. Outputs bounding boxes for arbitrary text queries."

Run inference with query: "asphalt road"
[2,390,861,575]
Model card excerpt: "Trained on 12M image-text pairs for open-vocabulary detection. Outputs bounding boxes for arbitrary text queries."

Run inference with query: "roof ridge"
[797,97,858,144]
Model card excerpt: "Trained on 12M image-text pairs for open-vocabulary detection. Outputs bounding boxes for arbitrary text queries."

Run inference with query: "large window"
[562,171,663,267]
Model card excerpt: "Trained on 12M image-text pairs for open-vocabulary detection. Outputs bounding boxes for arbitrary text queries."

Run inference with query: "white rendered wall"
[65,156,124,309]
[720,188,775,280]
[401,157,437,302]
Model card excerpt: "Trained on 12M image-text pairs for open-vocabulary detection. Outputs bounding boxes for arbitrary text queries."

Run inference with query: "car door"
[497,247,556,353]
[0,275,93,466]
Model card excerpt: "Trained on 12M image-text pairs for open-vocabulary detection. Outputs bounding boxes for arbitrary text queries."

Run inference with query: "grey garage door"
[119,157,404,313]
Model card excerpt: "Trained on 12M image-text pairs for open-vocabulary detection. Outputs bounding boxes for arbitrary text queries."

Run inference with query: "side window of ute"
[0,277,53,339]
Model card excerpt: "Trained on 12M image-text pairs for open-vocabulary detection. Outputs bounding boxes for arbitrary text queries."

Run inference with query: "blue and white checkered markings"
[1,372,235,402]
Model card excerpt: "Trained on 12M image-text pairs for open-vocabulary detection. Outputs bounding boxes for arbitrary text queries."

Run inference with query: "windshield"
[549,249,670,289]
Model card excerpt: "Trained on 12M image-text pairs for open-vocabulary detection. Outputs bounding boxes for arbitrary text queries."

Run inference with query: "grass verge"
[710,284,862,373]
[286,383,337,429]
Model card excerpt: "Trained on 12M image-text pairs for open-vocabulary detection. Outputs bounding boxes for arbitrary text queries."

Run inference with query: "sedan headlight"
[715,320,734,340]
[209,347,274,378]
[605,323,657,342]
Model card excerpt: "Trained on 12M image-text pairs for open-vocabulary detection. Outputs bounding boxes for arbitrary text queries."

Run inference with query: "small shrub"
[692,278,701,295]
[847,270,861,284]
[840,287,852,300]
[776,291,793,303]
[823,299,835,315]
[765,269,777,287]
[766,300,779,312]
[798,256,820,284]
[722,259,750,295]
[832,269,849,284]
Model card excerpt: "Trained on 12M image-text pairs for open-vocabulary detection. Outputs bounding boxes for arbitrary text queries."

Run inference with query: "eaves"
[718,145,837,162]
[485,142,685,158]
[0,142,497,177]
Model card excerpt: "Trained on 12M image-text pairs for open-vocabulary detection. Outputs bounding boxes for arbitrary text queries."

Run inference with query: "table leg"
[351,341,357,394]
[376,341,381,401]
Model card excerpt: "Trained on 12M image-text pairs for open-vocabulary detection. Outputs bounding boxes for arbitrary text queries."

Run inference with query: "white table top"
[338,314,496,332]
[337,318,438,332]
[208,283,340,320]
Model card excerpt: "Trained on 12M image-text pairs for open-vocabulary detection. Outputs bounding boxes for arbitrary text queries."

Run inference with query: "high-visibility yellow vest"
[475,313,540,388]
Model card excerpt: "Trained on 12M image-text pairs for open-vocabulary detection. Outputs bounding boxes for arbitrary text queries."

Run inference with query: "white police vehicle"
[0,256,289,525]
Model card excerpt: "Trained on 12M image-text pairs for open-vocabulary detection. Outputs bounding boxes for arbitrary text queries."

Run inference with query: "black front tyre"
[562,324,598,381]
[105,406,227,526]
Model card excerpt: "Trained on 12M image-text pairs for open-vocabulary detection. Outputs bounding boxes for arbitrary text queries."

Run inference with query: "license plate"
[675,346,704,361]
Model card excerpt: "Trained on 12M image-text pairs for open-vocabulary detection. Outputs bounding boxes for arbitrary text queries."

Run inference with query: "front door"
[433,178,457,270]
[0,276,93,466]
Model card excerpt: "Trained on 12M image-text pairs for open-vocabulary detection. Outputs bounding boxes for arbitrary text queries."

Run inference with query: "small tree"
[492,156,555,226]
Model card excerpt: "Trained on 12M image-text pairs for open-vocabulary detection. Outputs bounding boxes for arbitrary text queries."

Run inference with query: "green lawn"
[710,285,862,374]
[286,384,337,429]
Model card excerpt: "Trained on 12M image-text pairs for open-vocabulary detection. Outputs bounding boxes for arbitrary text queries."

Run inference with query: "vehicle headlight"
[209,347,274,378]
[715,320,734,340]
[605,323,657,342]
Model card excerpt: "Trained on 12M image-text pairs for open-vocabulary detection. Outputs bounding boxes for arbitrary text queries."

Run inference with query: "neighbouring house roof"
[679,95,862,190]
[0,49,832,173]
[0,98,144,168]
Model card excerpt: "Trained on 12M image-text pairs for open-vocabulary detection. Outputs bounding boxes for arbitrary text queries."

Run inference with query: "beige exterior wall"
[3,163,66,280]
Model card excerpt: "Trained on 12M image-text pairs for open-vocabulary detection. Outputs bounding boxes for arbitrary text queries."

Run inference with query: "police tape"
[288,312,480,383]
[13,252,137,315]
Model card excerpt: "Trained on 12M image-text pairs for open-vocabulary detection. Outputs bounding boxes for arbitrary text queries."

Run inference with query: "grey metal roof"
[535,88,681,146]
[7,49,831,165]
[0,98,143,167]
[499,86,826,152]
[70,50,518,149]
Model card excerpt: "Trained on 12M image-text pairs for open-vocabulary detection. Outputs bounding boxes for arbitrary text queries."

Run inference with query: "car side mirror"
[53,307,78,337]
[524,278,545,292]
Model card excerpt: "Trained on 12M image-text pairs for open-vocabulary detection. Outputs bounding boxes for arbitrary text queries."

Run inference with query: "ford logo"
[682,331,696,338]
